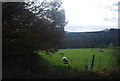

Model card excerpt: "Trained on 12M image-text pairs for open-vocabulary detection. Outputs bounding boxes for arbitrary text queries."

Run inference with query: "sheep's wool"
[62,57,68,64]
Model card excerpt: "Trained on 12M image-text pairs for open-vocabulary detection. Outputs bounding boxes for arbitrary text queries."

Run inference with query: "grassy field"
[3,48,120,79]
[38,48,119,72]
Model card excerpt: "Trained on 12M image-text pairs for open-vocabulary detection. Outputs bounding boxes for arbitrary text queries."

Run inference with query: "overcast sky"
[62,0,119,32]
[3,0,119,32]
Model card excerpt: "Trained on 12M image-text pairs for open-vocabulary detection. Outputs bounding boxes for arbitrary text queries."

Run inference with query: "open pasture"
[39,48,118,71]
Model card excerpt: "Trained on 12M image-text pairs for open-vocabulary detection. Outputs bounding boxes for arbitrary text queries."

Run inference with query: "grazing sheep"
[62,57,68,64]
[99,49,104,52]
[49,50,54,53]
[60,52,64,55]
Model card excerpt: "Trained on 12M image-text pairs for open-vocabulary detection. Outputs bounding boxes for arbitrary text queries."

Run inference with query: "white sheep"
[60,52,64,55]
[99,49,104,52]
[62,57,68,64]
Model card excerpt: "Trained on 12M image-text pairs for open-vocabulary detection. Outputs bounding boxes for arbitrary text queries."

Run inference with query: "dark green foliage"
[60,29,120,48]
[3,2,66,57]
[2,1,66,79]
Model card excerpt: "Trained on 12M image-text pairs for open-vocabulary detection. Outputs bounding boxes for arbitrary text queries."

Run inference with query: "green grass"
[38,48,119,71]
[3,48,119,79]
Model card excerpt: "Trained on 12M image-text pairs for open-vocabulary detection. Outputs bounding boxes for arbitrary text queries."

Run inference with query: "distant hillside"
[60,29,120,48]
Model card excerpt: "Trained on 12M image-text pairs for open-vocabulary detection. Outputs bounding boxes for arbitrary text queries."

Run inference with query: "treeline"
[60,29,120,48]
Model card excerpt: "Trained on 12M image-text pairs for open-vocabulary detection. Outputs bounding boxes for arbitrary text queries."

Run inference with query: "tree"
[108,43,114,49]
[2,1,66,75]
[2,1,66,57]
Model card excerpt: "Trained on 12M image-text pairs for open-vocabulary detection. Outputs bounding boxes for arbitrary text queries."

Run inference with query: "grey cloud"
[65,25,118,32]
[110,9,120,11]
[113,2,120,6]
[103,17,118,22]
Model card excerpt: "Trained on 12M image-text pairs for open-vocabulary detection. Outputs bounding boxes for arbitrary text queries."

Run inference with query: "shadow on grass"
[31,65,120,79]
[2,53,52,79]
[3,53,120,79]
